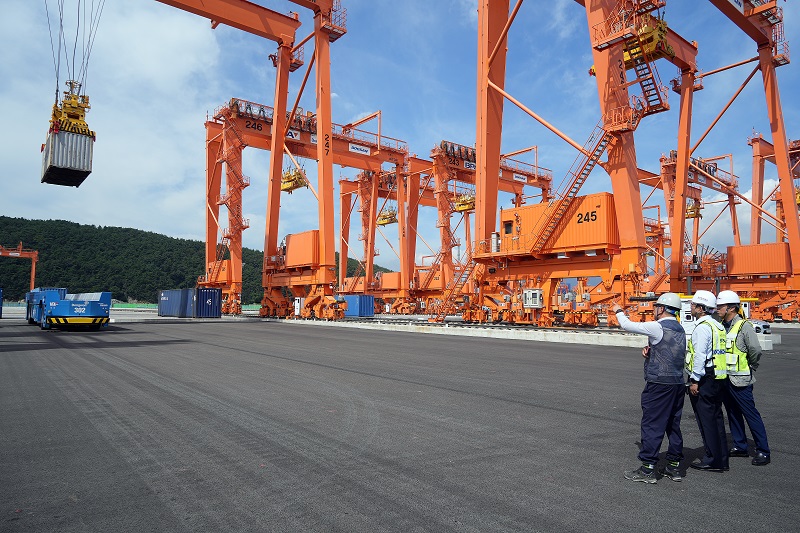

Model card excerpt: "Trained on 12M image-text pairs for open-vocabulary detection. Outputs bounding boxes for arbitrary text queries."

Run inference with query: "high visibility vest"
[686,319,727,379]
[725,319,751,376]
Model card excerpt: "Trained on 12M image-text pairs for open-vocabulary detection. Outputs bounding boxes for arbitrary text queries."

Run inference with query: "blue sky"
[1,0,798,272]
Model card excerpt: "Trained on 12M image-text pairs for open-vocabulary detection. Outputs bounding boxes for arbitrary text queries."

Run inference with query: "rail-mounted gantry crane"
[184,0,353,318]
[336,139,553,317]
[0,243,38,292]
[208,95,409,318]
[458,0,685,325]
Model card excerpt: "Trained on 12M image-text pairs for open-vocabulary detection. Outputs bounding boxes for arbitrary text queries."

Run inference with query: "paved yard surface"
[1,319,798,532]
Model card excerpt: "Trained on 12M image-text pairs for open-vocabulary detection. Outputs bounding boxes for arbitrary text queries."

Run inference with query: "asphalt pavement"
[1,317,798,532]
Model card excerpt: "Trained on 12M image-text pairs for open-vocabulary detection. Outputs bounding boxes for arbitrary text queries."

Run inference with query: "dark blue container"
[195,288,222,318]
[343,294,375,317]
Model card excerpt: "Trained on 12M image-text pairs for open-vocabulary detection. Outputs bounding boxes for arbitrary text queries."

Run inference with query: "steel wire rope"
[70,0,80,90]
[43,0,62,104]
[56,0,74,89]
[77,0,106,95]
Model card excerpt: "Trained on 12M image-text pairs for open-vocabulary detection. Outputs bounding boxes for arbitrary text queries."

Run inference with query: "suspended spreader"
[41,81,96,187]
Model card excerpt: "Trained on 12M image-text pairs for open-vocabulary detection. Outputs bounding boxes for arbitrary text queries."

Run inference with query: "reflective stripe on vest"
[686,320,727,379]
[726,319,751,376]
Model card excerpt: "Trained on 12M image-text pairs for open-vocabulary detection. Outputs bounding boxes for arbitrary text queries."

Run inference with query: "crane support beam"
[288,0,333,14]
[707,0,774,46]
[475,0,509,244]
[155,0,300,44]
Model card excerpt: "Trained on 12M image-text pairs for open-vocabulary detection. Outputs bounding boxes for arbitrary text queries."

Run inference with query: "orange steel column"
[670,70,696,289]
[29,253,37,291]
[263,43,292,273]
[759,46,800,274]
[339,190,353,288]
[205,120,224,272]
[475,0,508,245]
[314,13,336,284]
[396,163,409,297]
[584,1,646,268]
[361,173,379,290]
[403,172,420,293]
[749,137,767,244]
[729,194,742,247]
[433,154,454,287]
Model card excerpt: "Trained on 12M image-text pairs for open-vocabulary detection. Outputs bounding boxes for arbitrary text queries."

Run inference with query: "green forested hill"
[0,216,391,303]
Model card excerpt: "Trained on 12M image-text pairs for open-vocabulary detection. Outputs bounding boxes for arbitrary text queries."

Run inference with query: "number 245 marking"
[577,211,597,223]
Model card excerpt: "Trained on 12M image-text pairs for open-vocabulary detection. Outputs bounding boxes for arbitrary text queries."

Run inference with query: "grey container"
[41,130,94,187]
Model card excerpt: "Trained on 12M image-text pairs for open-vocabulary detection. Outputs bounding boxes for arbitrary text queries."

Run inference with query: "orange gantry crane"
[182,0,351,318]
[457,0,682,325]
[206,93,408,318]
[0,243,38,292]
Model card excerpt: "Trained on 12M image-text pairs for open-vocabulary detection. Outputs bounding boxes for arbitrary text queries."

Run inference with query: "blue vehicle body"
[26,288,111,329]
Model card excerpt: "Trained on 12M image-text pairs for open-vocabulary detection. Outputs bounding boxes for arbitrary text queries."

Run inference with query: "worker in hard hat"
[716,290,771,466]
[686,290,729,472]
[612,292,686,484]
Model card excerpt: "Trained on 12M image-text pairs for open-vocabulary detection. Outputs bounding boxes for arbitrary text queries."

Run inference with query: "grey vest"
[644,319,687,384]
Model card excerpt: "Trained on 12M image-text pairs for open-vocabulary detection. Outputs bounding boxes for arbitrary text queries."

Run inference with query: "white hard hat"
[716,290,741,306]
[655,292,681,310]
[691,290,717,309]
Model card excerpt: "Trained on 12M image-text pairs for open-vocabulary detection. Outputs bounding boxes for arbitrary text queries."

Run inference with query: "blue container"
[343,294,375,317]
[158,288,222,318]
[195,288,222,318]
[158,289,192,317]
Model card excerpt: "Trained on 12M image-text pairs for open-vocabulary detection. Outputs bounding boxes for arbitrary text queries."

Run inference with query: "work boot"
[659,461,682,482]
[624,464,657,484]
[729,447,749,458]
[752,452,770,466]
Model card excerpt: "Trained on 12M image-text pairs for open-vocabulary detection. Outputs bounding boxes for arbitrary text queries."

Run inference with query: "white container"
[41,130,94,187]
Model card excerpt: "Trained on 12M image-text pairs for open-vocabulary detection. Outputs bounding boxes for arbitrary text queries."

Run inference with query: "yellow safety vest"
[686,320,727,379]
[725,319,751,376]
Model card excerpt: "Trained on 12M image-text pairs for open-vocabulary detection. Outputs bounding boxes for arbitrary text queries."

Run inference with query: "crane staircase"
[529,122,613,256]
[201,240,230,286]
[428,249,476,323]
[419,251,444,290]
[622,36,669,117]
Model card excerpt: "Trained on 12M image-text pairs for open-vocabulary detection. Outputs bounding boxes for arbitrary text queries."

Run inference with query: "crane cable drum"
[41,0,105,187]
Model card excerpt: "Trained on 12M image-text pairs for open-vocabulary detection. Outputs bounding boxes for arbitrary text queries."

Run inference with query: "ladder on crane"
[529,122,613,255]
[623,37,668,116]
[428,249,476,323]
[419,251,444,290]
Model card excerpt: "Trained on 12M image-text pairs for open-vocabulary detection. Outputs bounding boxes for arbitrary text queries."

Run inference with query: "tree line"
[0,216,390,303]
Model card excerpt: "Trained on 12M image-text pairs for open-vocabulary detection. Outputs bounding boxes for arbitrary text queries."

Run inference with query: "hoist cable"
[44,0,60,104]
[78,0,105,94]
[70,0,81,92]
[58,0,73,85]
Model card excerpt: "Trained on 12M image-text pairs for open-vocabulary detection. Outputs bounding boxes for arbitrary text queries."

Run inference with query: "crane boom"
[155,0,300,44]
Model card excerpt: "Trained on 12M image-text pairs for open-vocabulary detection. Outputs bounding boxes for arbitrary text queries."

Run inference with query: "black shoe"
[689,461,725,472]
[624,464,657,484]
[752,452,770,466]
[729,447,749,457]
[659,463,682,482]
